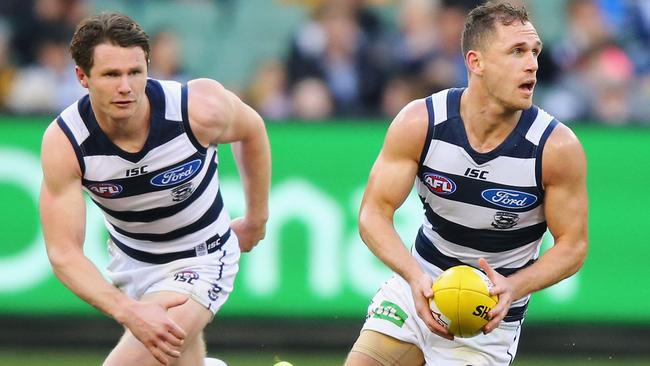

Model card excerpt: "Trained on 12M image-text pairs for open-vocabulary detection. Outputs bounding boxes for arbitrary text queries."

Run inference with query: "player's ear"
[75,65,89,88]
[466,50,484,77]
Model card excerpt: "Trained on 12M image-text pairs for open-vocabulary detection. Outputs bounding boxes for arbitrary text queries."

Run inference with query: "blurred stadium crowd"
[0,0,649,125]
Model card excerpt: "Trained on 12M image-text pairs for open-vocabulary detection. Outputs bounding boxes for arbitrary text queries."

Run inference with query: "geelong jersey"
[56,78,231,256]
[414,88,558,321]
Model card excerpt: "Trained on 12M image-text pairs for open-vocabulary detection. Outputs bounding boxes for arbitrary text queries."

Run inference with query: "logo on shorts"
[370,300,408,328]
[491,211,520,229]
[171,182,195,202]
[173,271,199,285]
[150,159,202,187]
[87,183,123,197]
[423,173,456,195]
[207,283,223,301]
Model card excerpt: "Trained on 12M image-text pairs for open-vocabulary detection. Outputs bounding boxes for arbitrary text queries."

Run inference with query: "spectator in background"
[551,0,614,72]
[382,0,440,116]
[540,0,647,125]
[246,59,291,120]
[621,0,650,75]
[285,0,388,118]
[0,21,16,112]
[543,42,637,125]
[7,31,86,114]
[421,0,476,91]
[618,0,650,125]
[10,0,87,66]
[291,77,333,120]
[381,0,477,118]
[380,74,427,118]
[149,29,190,83]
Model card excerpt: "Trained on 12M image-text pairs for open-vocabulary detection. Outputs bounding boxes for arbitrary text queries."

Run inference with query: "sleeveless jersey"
[414,88,558,321]
[56,78,231,256]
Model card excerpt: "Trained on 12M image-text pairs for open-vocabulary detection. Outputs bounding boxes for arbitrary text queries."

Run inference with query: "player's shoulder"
[187,78,230,105]
[41,119,82,178]
[542,121,586,183]
[544,121,584,157]
[42,118,67,147]
[389,98,430,133]
[187,78,235,124]
[382,98,431,159]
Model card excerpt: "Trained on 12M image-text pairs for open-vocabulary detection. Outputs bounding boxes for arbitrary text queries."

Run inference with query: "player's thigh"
[346,330,424,366]
[103,292,212,366]
[144,290,213,339]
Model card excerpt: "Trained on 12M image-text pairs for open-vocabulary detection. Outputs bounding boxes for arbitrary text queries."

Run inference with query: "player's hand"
[230,216,266,252]
[119,295,188,365]
[409,273,454,340]
[478,258,514,334]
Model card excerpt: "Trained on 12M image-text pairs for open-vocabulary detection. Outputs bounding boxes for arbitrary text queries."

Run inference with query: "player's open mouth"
[519,81,535,94]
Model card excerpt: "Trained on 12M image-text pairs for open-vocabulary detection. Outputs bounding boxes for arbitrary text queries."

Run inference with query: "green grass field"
[0,350,647,366]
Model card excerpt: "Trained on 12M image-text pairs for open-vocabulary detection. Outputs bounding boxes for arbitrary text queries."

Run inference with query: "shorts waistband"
[110,229,232,265]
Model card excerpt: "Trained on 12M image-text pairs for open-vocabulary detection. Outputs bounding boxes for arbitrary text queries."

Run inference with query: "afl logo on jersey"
[151,159,202,187]
[88,183,123,197]
[423,173,456,195]
[481,189,537,209]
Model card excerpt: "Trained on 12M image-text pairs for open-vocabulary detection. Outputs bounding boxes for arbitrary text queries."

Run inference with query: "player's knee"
[348,330,424,366]
[345,350,385,366]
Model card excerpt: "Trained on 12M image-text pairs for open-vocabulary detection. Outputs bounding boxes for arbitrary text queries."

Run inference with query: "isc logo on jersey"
[87,183,123,197]
[423,173,456,195]
[151,159,202,187]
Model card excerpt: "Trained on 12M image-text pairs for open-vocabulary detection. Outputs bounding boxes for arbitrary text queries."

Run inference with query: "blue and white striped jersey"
[56,78,231,256]
[414,88,559,321]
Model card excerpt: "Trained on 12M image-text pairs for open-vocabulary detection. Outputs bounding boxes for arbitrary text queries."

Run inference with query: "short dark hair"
[70,12,150,74]
[461,1,530,56]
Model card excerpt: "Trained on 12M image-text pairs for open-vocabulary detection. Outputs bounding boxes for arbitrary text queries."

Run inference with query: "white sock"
[204,357,228,366]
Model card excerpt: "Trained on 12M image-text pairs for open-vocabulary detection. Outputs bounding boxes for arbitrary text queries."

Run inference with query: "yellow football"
[428,265,498,338]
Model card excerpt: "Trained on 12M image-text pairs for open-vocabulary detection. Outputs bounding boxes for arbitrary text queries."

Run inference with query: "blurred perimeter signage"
[0,119,648,324]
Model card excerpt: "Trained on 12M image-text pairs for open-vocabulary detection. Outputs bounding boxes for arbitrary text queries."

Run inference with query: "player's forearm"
[47,247,134,322]
[509,238,587,300]
[231,119,271,224]
[359,209,425,284]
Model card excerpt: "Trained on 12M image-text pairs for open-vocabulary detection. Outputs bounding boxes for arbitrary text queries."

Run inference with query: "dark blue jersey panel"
[90,159,218,222]
[422,206,547,252]
[110,189,224,241]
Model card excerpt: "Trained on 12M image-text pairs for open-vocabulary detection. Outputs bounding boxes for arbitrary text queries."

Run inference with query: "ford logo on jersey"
[423,173,456,195]
[87,183,123,197]
[481,189,538,209]
[150,159,202,187]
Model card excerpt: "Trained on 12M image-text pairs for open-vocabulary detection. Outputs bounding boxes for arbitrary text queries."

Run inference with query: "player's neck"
[460,87,522,153]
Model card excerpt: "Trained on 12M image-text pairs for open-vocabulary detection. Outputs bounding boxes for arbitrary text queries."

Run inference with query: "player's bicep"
[361,101,428,218]
[363,150,419,216]
[40,123,86,254]
[542,126,588,246]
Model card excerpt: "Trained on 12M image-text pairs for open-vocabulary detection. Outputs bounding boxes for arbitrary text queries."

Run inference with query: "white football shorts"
[106,235,240,317]
[361,274,522,366]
